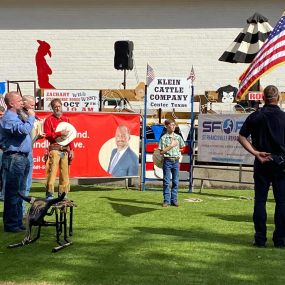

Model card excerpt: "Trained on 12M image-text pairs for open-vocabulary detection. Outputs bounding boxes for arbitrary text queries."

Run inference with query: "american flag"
[0,82,6,109]
[237,12,285,99]
[187,65,196,82]
[0,95,6,109]
[146,64,155,86]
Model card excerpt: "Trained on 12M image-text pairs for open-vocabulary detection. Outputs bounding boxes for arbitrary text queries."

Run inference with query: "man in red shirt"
[44,98,74,199]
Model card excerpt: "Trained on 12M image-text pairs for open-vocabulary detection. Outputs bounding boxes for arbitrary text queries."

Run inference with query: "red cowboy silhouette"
[35,40,55,89]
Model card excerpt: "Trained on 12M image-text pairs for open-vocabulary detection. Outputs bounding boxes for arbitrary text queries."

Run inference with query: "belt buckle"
[166,157,176,162]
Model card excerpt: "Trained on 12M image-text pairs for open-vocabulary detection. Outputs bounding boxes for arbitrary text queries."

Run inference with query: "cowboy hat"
[31,119,44,144]
[154,165,164,179]
[152,149,164,169]
[55,122,77,146]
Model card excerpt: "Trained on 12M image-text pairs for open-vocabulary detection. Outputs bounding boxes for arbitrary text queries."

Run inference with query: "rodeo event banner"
[198,114,254,165]
[146,77,191,110]
[43,89,100,112]
[32,112,140,178]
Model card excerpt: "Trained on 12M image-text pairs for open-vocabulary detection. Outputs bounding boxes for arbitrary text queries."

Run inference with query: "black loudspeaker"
[114,41,134,70]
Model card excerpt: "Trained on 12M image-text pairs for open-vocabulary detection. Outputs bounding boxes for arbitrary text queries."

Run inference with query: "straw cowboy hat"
[55,122,77,146]
[152,149,164,169]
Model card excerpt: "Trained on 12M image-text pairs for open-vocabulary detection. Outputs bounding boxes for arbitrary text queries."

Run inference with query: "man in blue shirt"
[0,105,6,201]
[18,95,43,216]
[0,92,35,232]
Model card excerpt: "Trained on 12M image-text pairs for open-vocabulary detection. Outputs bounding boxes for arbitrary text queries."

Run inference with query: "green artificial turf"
[0,184,283,285]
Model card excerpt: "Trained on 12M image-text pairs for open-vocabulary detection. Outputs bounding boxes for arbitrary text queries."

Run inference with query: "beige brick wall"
[0,0,285,95]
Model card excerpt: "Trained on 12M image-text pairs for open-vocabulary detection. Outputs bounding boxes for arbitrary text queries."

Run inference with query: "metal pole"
[123,69,126,89]
[189,83,195,192]
[141,83,148,191]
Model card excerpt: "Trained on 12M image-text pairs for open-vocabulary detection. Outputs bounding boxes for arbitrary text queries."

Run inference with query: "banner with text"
[33,112,140,178]
[198,114,254,165]
[43,89,100,112]
[146,77,191,110]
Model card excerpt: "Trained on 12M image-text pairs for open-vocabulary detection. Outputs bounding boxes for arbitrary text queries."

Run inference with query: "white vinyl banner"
[146,77,191,110]
[198,114,254,165]
[43,89,100,112]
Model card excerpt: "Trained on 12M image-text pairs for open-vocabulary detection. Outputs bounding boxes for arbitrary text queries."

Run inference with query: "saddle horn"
[47,192,66,205]
[18,192,66,204]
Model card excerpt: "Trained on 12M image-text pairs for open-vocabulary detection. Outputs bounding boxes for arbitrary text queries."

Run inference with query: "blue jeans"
[23,152,33,213]
[2,153,30,231]
[254,160,285,246]
[162,158,179,204]
[0,149,3,199]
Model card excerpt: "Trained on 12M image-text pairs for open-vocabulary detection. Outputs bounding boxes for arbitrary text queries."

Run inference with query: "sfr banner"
[198,114,254,165]
[146,77,191,110]
[33,112,140,178]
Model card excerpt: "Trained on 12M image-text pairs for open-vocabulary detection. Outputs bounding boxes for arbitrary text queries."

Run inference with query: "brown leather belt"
[164,157,180,162]
[49,145,70,152]
[4,151,29,157]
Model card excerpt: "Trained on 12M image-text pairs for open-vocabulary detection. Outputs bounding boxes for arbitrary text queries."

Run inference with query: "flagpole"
[189,81,195,193]
[141,66,148,192]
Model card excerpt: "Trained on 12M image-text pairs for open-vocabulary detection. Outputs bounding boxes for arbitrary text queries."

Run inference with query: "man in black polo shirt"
[238,85,285,248]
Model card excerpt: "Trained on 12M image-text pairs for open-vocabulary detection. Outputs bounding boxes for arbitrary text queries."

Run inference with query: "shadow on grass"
[110,202,160,217]
[30,185,130,194]
[208,213,274,225]
[30,184,129,193]
[70,185,126,192]
[133,226,249,245]
[1,225,285,285]
[1,190,285,285]
[100,196,161,207]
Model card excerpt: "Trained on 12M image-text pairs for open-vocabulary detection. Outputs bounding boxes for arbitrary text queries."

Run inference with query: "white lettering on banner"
[77,131,88,138]
[33,140,49,148]
[43,89,100,112]
[33,131,90,155]
[147,77,191,110]
[33,156,45,163]
[248,91,263,101]
[32,113,141,179]
[74,142,84,148]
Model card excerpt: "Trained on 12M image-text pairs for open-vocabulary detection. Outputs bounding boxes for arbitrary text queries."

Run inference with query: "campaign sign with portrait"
[32,112,140,178]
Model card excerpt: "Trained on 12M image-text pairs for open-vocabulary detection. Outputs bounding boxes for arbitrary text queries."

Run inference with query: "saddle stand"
[8,199,74,253]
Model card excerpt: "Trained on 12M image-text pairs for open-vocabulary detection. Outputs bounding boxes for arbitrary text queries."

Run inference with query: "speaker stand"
[122,69,126,89]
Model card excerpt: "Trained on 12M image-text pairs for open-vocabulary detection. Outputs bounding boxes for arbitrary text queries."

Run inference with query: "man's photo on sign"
[107,125,139,177]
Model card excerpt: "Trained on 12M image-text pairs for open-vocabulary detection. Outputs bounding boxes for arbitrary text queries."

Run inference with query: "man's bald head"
[4,92,23,112]
[115,125,131,150]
